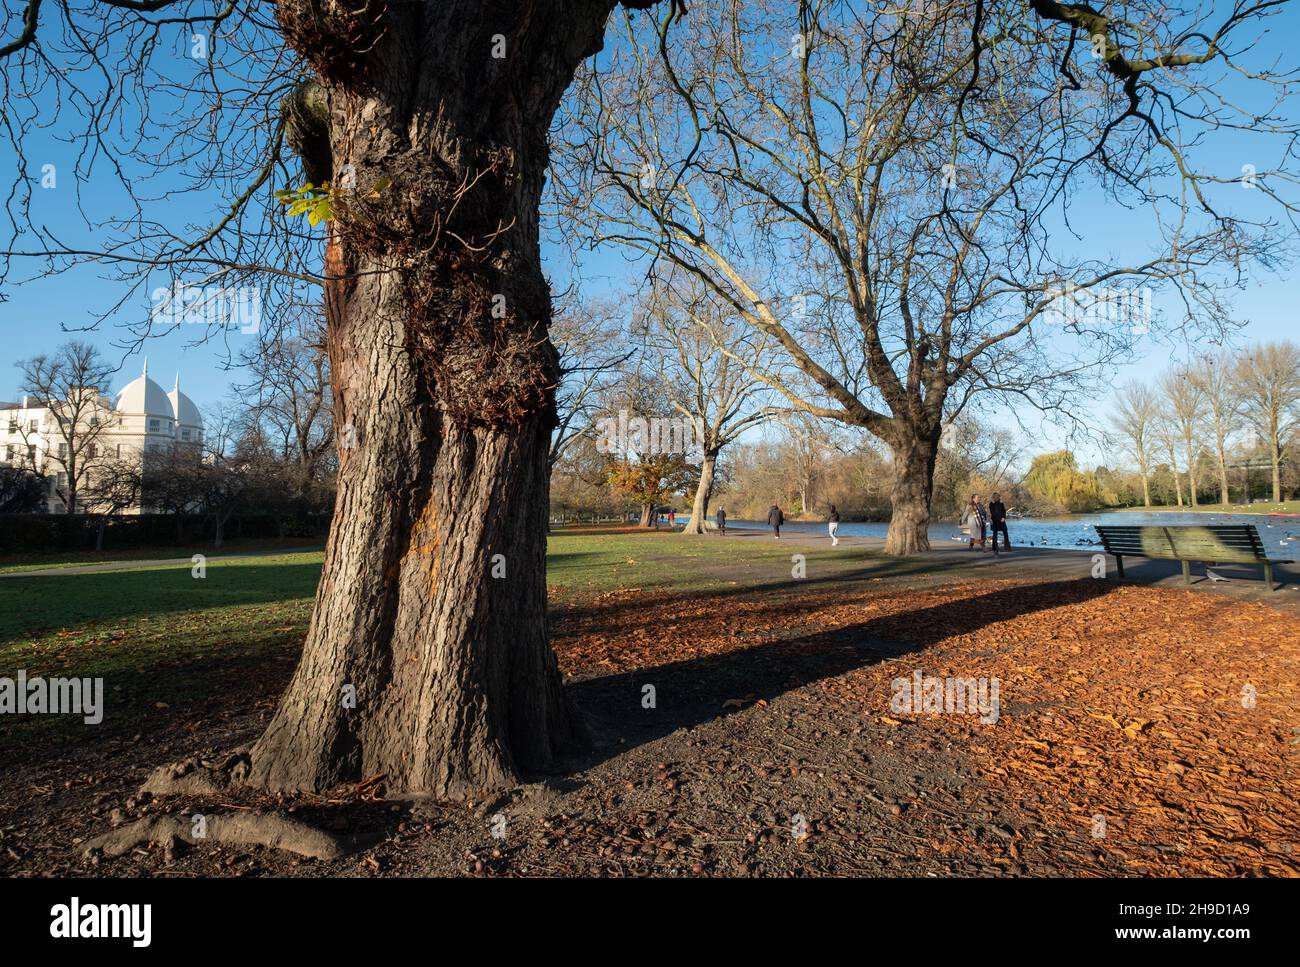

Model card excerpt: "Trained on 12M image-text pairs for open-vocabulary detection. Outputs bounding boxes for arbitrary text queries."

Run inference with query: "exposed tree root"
[139,751,250,797]
[79,750,384,863]
[83,812,379,863]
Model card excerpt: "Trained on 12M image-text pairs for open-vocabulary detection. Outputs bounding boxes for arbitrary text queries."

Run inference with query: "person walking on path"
[768,503,784,539]
[828,504,841,546]
[961,494,988,550]
[715,507,727,536]
[668,509,676,530]
[988,492,1011,554]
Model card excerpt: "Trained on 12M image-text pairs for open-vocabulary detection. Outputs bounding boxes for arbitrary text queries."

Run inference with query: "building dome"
[115,359,173,418]
[168,374,203,429]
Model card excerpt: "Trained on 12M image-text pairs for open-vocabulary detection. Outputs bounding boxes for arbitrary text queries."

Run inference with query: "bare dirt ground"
[2,559,1297,878]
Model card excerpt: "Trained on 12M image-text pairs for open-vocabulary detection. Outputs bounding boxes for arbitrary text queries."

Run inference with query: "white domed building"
[110,360,204,454]
[0,359,203,512]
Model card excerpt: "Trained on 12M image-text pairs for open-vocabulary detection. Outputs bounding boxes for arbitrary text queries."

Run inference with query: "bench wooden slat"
[1094,523,1292,590]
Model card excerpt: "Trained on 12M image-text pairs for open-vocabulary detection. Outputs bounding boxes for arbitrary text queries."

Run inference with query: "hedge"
[0,512,332,554]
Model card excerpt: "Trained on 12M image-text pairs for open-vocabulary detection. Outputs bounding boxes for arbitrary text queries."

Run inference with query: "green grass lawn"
[0,552,323,743]
[0,537,326,574]
[0,527,966,743]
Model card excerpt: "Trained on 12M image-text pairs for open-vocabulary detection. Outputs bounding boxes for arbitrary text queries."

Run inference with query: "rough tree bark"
[680,450,716,535]
[246,0,652,799]
[884,432,938,556]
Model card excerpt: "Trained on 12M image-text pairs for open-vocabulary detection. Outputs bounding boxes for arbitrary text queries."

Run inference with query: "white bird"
[1206,569,1230,583]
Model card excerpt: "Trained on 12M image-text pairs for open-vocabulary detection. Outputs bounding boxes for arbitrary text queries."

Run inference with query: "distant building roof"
[114,358,174,421]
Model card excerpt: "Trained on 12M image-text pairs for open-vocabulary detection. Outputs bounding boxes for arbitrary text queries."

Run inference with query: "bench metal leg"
[1114,555,1124,579]
[1182,560,1191,585]
[1264,563,1274,591]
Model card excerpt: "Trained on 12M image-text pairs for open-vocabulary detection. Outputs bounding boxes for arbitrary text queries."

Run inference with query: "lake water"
[712,510,1300,552]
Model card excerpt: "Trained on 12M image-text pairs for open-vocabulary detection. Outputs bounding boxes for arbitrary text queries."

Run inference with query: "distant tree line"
[1109,341,1300,507]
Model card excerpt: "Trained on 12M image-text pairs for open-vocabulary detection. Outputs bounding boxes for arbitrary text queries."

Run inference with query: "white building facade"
[0,360,203,513]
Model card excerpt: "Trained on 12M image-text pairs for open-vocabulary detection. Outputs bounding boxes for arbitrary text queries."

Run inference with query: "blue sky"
[0,2,1294,469]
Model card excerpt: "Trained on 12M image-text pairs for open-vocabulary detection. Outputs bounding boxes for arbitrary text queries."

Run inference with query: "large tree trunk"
[680,450,717,534]
[248,0,621,799]
[1140,469,1151,508]
[248,310,573,796]
[884,434,936,555]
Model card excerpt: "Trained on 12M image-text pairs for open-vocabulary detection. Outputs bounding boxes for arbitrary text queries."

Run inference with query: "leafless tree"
[1235,340,1300,501]
[558,0,1297,553]
[14,341,115,513]
[1161,366,1206,506]
[1109,381,1161,507]
[1190,351,1245,506]
[1155,411,1187,507]
[81,457,146,551]
[774,411,837,517]
[638,278,772,532]
[549,293,633,470]
[238,308,334,509]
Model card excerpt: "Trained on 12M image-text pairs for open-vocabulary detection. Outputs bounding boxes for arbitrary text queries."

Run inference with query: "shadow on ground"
[562,578,1118,772]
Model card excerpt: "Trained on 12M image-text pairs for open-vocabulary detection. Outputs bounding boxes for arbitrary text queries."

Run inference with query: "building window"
[28,420,38,432]
[27,445,36,460]
[58,442,68,459]
[6,420,16,433]
[4,445,12,461]
[116,444,123,458]
[149,418,161,432]
[181,429,191,441]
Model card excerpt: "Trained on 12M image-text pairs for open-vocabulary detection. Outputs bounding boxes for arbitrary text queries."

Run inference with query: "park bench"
[1094,524,1293,591]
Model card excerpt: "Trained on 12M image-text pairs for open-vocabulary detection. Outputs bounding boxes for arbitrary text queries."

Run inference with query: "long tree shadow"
[550,552,1018,639]
[560,578,1119,773]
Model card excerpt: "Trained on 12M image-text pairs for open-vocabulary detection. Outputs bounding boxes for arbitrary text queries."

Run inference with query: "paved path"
[0,545,324,578]
[717,527,1300,612]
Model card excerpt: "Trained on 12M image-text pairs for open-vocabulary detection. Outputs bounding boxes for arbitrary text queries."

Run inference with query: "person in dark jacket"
[828,504,841,546]
[767,503,784,539]
[988,492,1010,554]
[715,507,727,535]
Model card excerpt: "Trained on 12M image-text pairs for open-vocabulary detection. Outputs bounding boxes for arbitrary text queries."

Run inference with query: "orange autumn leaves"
[553,578,1300,875]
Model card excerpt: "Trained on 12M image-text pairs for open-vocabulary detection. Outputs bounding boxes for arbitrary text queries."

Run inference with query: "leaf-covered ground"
[1,529,1296,877]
